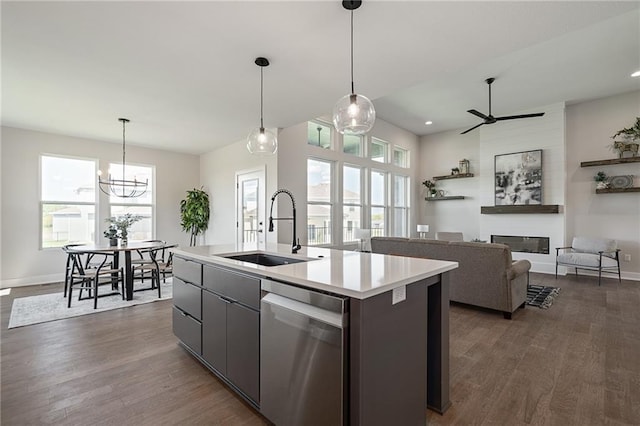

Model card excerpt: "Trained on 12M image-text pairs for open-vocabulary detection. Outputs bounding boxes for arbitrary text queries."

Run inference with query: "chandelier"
[98,118,148,198]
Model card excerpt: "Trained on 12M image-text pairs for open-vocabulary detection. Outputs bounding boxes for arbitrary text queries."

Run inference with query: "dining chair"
[132,243,177,298]
[131,240,165,284]
[62,244,85,298]
[67,250,123,309]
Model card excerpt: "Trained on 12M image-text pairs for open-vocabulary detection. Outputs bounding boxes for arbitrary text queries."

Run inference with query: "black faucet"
[268,189,301,254]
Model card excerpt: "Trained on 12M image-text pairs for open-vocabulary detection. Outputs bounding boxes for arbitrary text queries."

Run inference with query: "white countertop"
[172,243,458,299]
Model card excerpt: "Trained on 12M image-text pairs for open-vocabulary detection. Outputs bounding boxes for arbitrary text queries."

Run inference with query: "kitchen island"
[172,243,458,426]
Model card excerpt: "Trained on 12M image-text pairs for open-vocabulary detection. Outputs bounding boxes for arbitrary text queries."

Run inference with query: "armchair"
[555,237,621,286]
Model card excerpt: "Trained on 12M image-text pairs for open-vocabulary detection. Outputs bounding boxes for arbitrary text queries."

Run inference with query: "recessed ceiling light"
[425,121,433,125]
[632,70,640,78]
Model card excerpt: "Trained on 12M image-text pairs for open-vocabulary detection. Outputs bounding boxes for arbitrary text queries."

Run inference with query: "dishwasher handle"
[262,293,345,329]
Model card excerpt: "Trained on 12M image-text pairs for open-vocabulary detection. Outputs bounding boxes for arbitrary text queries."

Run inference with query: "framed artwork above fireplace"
[494,149,542,206]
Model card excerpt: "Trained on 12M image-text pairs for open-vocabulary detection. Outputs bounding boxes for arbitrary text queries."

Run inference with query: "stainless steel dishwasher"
[260,279,348,426]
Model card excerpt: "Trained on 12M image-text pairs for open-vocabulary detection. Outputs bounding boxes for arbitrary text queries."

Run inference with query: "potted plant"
[103,225,119,246]
[594,171,609,189]
[422,179,437,198]
[180,187,210,246]
[105,213,142,245]
[610,117,640,158]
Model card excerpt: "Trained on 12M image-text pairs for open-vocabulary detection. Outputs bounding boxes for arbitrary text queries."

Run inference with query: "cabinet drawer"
[203,265,260,310]
[173,306,202,355]
[173,277,202,320]
[173,256,202,285]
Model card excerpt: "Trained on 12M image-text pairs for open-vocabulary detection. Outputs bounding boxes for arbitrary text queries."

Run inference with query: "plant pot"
[109,238,118,246]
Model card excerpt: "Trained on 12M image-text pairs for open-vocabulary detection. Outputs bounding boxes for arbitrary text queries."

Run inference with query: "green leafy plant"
[105,213,142,241]
[180,187,210,246]
[593,171,608,183]
[611,117,640,141]
[422,179,437,196]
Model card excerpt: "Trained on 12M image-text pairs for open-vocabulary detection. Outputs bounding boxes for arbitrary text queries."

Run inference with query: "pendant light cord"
[350,9,355,95]
[260,66,264,129]
[121,119,126,182]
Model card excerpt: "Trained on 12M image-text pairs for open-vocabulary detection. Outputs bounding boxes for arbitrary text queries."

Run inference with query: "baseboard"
[1,273,64,289]
[530,262,640,282]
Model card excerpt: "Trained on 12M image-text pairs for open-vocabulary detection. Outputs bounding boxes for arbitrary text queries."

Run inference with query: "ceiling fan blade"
[467,109,489,120]
[495,112,545,121]
[461,122,484,135]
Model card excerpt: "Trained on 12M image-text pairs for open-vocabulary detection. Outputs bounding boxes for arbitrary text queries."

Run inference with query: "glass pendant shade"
[333,92,376,135]
[247,127,277,156]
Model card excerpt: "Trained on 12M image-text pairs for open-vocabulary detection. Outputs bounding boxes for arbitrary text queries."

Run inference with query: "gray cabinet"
[172,256,203,356]
[202,290,227,373]
[201,264,260,404]
[172,307,201,355]
[226,302,259,403]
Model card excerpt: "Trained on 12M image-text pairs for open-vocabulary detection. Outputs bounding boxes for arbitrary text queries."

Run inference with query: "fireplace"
[491,235,550,254]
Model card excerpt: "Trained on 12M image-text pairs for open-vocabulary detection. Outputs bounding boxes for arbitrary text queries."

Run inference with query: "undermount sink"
[220,252,312,267]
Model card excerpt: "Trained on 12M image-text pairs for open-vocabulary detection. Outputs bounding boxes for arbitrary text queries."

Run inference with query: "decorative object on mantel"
[332,0,376,135]
[610,117,640,158]
[459,159,470,174]
[98,118,148,198]
[105,213,141,245]
[594,171,610,189]
[495,149,542,206]
[422,179,437,197]
[609,175,634,189]
[247,57,278,156]
[451,167,459,175]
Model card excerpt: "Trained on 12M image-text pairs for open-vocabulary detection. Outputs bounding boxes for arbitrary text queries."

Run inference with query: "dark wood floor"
[1,273,639,425]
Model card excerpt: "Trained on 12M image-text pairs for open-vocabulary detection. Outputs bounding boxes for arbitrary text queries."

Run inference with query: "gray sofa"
[370,237,531,319]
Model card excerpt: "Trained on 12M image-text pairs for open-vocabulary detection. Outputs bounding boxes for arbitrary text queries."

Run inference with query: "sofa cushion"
[557,252,618,268]
[571,237,617,254]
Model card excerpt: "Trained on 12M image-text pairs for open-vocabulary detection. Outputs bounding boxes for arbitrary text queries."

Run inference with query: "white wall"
[478,103,566,274]
[1,126,200,287]
[566,90,640,279]
[199,135,278,245]
[417,129,481,240]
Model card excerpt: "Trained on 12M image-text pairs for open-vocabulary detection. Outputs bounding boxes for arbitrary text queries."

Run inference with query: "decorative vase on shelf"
[109,238,118,247]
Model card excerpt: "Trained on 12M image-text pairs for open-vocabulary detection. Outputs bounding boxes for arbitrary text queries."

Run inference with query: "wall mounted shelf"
[481,205,560,214]
[426,196,465,201]
[580,157,640,167]
[433,173,474,181]
[595,187,640,194]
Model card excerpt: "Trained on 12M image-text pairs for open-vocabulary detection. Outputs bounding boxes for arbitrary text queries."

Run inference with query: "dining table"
[67,240,170,301]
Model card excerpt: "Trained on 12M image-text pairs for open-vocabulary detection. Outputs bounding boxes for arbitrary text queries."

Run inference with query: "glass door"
[236,168,266,247]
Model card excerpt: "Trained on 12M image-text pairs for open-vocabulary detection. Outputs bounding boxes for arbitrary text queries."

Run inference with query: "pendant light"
[98,118,148,198]
[247,57,277,156]
[333,0,375,135]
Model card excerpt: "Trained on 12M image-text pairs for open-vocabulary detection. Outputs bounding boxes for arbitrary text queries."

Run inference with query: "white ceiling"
[2,1,639,155]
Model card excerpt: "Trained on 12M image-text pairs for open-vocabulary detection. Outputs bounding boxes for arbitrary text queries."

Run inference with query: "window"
[370,170,387,237]
[108,163,154,241]
[393,146,409,168]
[343,134,363,156]
[393,175,410,237]
[343,165,362,242]
[371,138,388,163]
[307,158,332,245]
[307,120,332,149]
[41,155,96,248]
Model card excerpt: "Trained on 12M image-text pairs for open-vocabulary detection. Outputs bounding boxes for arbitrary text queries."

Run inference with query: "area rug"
[526,284,561,309]
[8,278,173,329]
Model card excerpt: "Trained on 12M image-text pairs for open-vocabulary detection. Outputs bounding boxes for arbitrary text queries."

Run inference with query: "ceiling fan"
[461,77,545,134]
